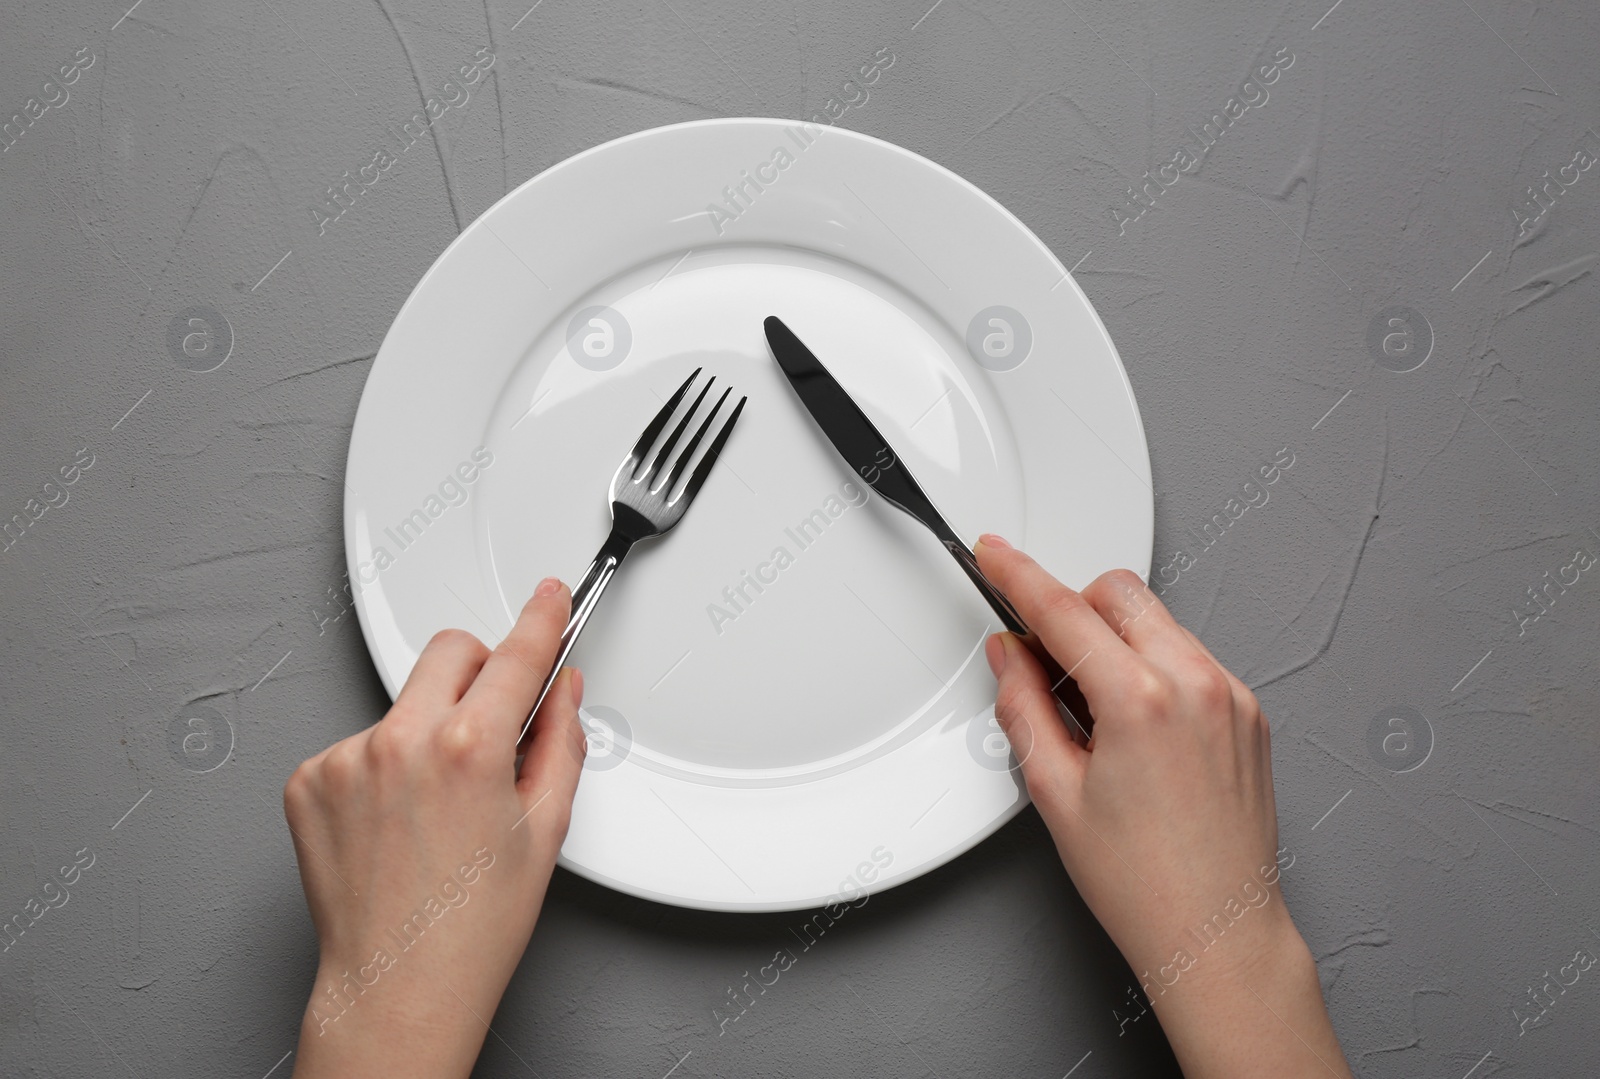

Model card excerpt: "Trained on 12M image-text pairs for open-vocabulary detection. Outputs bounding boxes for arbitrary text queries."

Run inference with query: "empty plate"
[344,118,1152,911]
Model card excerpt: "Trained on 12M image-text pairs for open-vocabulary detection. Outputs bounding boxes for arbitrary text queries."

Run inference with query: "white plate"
[345,118,1152,912]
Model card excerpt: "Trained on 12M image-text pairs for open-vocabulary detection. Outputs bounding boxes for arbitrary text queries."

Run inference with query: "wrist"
[292,956,496,1079]
[1129,904,1304,1012]
[1117,888,1301,999]
[1133,918,1350,1079]
[1203,902,1308,985]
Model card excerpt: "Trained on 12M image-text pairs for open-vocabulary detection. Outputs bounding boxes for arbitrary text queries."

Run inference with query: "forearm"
[1143,922,1351,1079]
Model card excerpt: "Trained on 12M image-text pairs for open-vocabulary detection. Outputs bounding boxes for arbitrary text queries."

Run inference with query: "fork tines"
[629,368,746,504]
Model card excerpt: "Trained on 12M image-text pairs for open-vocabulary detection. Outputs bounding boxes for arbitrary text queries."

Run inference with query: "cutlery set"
[518,316,1089,748]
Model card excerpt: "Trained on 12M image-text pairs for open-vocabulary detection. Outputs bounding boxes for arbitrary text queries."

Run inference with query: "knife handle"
[944,540,1095,745]
[945,540,1028,634]
[1015,629,1096,746]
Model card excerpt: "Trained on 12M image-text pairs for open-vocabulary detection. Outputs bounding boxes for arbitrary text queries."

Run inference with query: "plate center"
[479,246,1027,783]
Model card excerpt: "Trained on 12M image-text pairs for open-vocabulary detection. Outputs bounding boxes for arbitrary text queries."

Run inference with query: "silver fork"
[517,367,747,744]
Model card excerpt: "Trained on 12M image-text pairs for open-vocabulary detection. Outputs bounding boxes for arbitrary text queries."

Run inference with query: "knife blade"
[763,314,1093,740]
[763,313,1021,629]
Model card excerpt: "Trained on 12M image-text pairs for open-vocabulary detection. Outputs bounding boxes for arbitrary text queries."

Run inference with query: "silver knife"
[763,315,1090,736]
[764,315,1027,631]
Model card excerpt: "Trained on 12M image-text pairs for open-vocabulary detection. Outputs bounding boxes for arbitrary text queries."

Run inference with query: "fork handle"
[516,529,633,746]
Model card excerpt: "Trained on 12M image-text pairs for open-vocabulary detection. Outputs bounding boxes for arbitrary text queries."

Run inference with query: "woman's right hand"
[973,535,1352,1079]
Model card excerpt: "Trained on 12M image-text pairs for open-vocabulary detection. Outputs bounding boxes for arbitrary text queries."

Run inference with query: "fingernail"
[978,533,1011,550]
[985,633,1007,678]
[535,577,560,597]
[570,666,584,706]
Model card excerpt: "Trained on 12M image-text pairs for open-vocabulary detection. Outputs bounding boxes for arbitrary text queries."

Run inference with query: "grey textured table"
[4,1,1598,1075]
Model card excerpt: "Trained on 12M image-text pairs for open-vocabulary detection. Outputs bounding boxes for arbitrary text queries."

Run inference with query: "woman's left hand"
[285,578,586,1079]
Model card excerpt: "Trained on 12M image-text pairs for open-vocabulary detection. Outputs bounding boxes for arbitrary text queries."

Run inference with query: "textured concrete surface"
[3,0,1598,1075]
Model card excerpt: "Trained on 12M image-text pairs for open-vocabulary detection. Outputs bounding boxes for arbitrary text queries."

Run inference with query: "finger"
[988,633,1089,812]
[1176,623,1257,710]
[1080,569,1196,664]
[974,535,1139,698]
[460,578,571,742]
[515,666,586,842]
[1177,623,1220,664]
[394,627,491,715]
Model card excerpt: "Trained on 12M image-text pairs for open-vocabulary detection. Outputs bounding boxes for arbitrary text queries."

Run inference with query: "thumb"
[515,666,585,844]
[988,632,1088,816]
